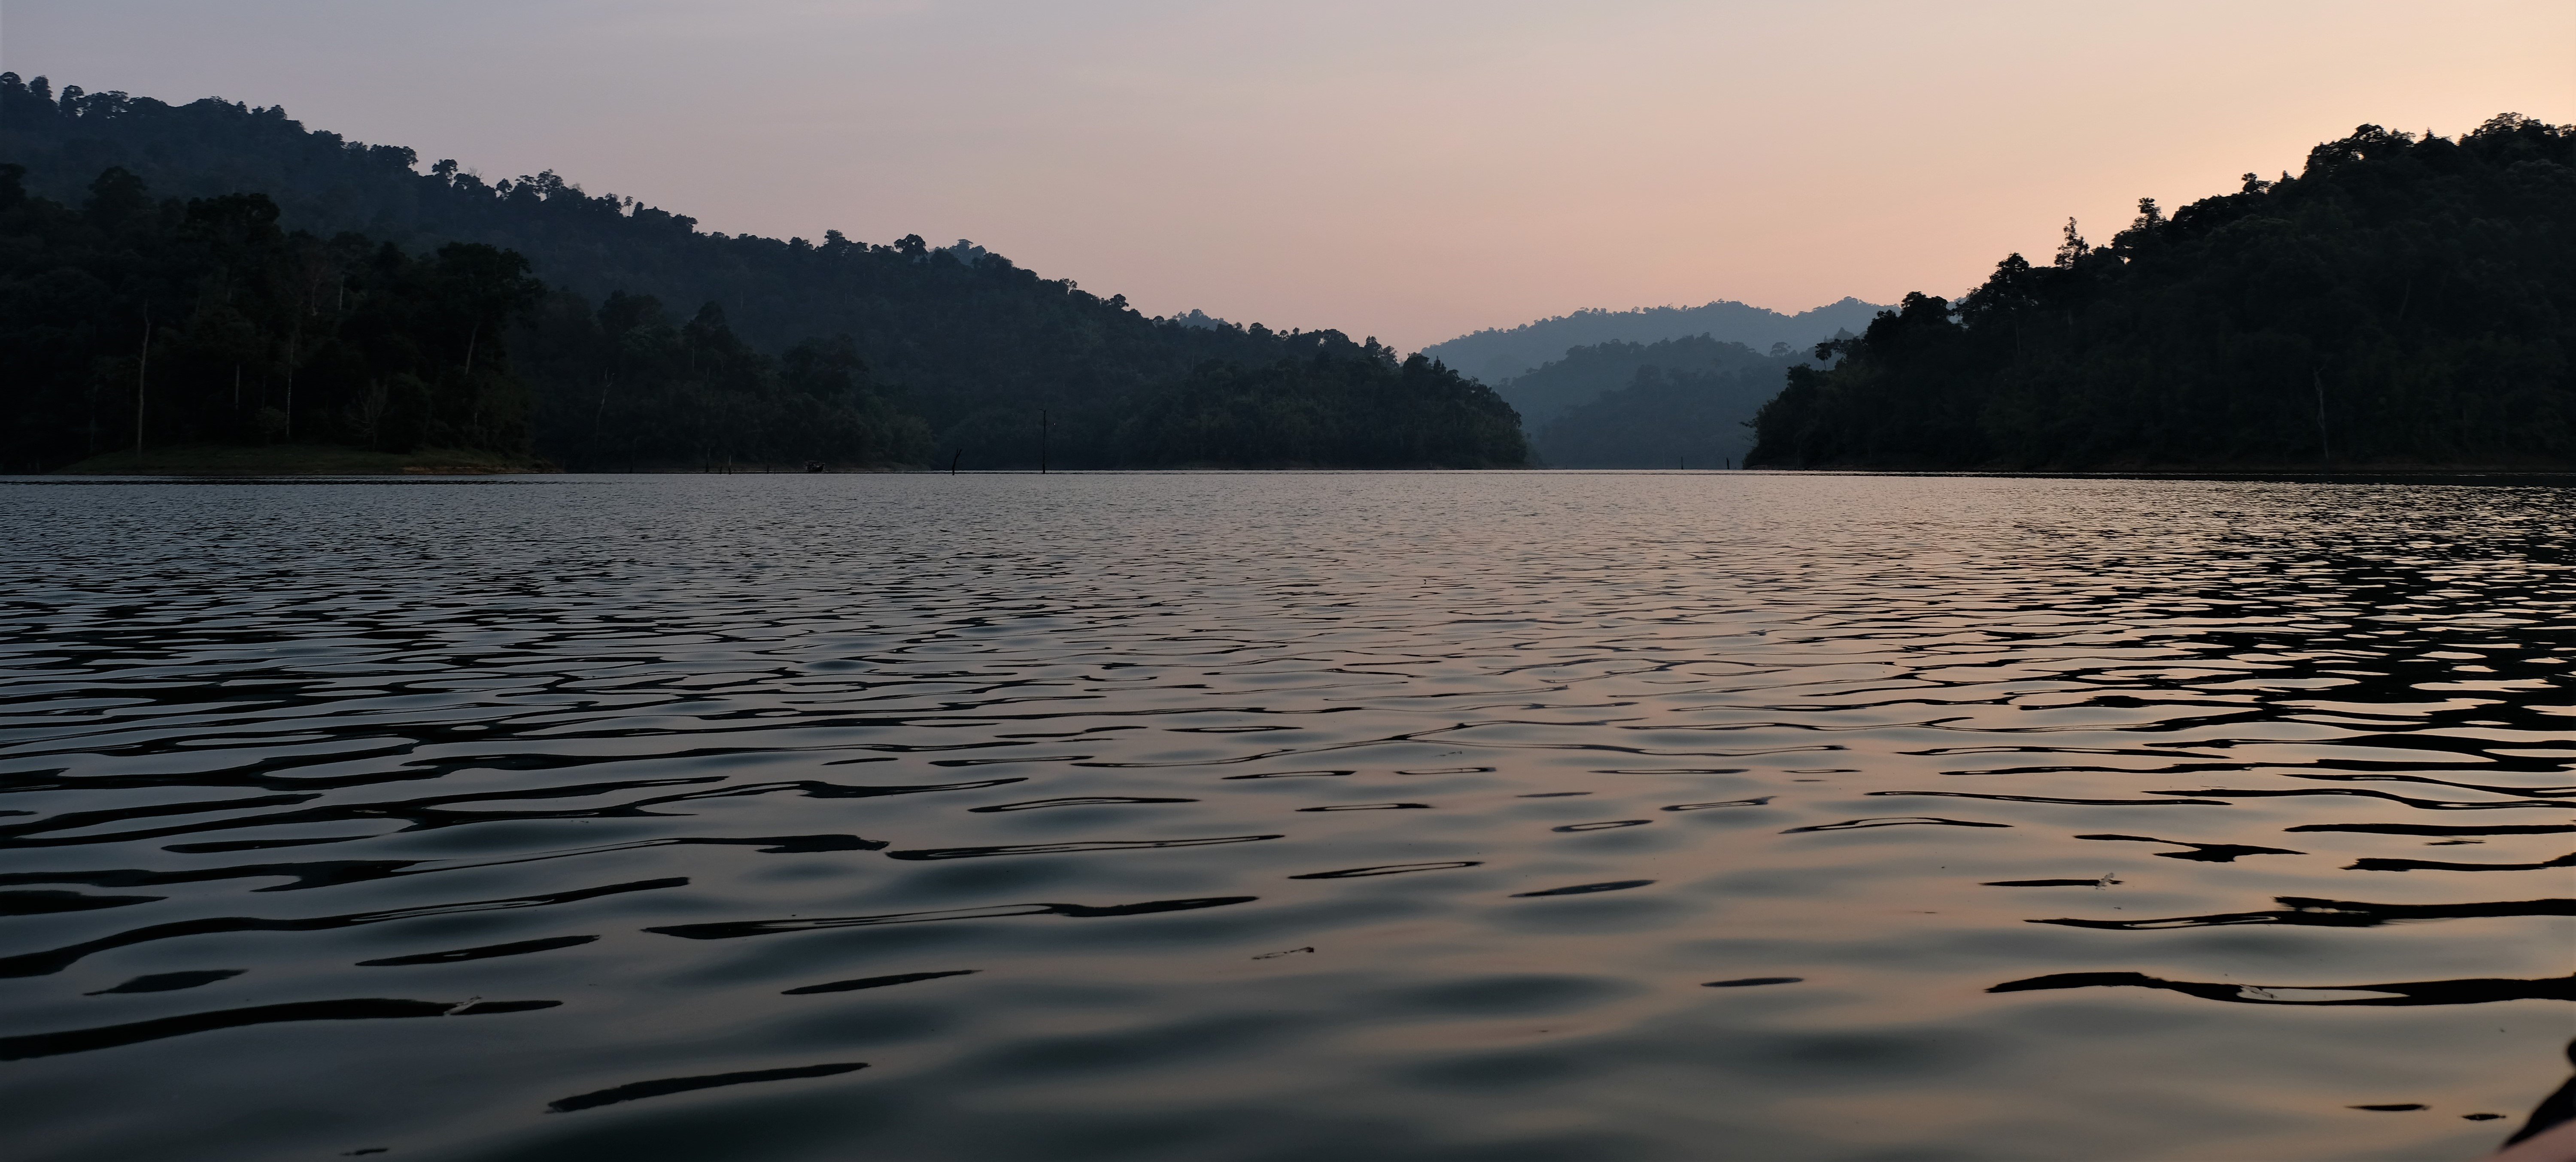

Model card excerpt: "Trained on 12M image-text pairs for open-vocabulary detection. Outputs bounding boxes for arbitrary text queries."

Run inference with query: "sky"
[6,0,2572,351]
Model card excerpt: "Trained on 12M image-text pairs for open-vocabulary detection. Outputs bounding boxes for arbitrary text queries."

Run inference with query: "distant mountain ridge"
[1419,297,1885,387]
[1534,364,1791,469]
[1521,337,1800,467]
[1502,334,1787,433]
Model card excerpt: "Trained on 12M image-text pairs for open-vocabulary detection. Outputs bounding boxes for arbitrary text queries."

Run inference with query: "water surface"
[2,472,2568,1161]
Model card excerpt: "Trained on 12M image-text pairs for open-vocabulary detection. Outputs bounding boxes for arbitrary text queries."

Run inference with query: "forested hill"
[1750,115,2576,470]
[1420,297,1883,388]
[1510,337,1803,467]
[1498,334,1807,431]
[0,74,1525,470]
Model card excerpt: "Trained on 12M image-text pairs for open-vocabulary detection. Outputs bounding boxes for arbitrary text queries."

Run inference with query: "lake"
[1,471,2567,1161]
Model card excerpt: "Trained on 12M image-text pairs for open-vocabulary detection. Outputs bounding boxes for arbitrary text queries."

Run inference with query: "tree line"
[1750,115,2576,469]
[0,165,936,470]
[0,165,543,466]
[1,73,1526,470]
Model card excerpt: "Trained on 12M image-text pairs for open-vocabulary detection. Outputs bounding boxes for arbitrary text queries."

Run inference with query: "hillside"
[1750,116,2576,469]
[0,73,1524,470]
[1419,297,1882,387]
[1494,334,1797,431]
[1520,340,1799,467]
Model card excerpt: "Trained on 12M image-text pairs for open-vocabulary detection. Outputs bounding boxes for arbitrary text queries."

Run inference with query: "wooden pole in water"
[950,449,960,475]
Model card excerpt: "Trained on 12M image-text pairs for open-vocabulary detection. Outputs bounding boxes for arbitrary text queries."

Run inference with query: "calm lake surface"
[2,472,2569,1162]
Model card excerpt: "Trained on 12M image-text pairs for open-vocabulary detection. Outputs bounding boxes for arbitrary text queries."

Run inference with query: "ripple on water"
[1,471,2571,1161]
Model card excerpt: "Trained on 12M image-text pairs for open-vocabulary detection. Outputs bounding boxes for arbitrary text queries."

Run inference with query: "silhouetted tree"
[1750,116,2576,469]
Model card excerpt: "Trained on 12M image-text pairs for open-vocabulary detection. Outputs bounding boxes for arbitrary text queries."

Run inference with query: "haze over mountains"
[1513,337,1811,467]
[1419,298,1882,388]
[1412,300,1876,466]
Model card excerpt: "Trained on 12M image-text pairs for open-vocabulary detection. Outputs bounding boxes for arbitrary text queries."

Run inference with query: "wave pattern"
[1,472,2571,1161]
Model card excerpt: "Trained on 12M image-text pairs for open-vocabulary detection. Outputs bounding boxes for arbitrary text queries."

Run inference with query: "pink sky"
[8,0,2572,350]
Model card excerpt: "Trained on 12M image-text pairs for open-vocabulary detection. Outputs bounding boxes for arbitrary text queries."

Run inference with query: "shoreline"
[47,445,557,476]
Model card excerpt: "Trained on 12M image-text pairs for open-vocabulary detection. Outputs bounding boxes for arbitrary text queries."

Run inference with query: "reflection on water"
[0,471,2568,1161]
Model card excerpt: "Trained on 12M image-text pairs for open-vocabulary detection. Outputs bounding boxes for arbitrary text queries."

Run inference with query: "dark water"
[2,472,2569,1162]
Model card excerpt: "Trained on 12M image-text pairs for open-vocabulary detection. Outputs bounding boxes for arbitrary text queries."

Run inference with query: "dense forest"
[1750,115,2576,469]
[1517,337,1807,467]
[0,74,1525,470]
[0,165,551,466]
[0,166,932,470]
[1420,297,1882,389]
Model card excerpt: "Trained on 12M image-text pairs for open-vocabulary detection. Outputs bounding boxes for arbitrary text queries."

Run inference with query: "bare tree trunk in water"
[2313,369,2330,467]
[284,328,298,441]
[462,323,480,443]
[135,308,152,452]
[594,377,612,465]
